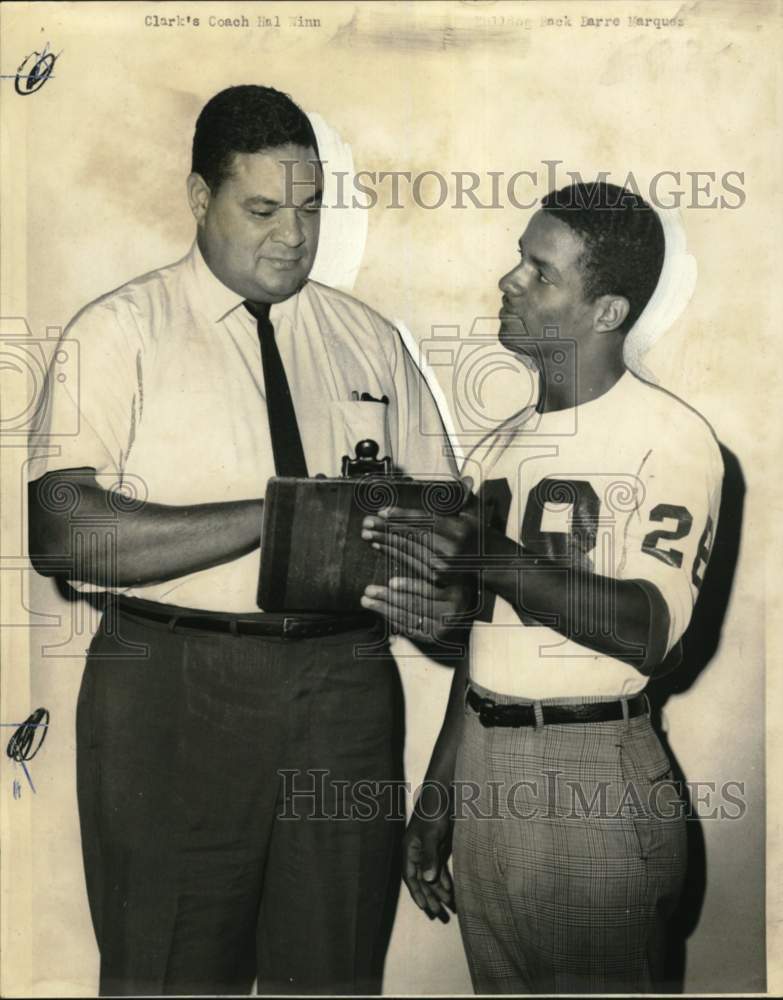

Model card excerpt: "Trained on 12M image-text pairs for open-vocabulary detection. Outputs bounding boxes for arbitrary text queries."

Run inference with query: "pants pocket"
[617,733,685,865]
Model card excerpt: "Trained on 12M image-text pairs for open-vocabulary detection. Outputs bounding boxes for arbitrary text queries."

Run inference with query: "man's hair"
[541,181,665,333]
[192,85,319,192]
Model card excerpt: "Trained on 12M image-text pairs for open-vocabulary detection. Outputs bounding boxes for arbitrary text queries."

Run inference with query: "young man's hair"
[541,181,665,333]
[192,85,319,192]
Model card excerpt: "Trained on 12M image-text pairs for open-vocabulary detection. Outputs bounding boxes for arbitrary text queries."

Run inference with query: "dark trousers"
[76,605,405,996]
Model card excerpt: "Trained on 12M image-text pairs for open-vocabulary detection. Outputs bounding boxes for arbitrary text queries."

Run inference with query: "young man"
[27,86,456,995]
[361,182,723,993]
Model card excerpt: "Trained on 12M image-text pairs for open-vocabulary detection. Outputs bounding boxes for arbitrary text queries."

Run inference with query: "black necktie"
[244,300,308,477]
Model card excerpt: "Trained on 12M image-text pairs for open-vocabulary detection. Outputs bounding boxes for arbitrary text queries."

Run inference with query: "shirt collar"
[186,239,307,326]
[188,240,247,323]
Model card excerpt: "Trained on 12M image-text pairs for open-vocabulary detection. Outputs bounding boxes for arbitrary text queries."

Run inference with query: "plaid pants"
[452,682,686,994]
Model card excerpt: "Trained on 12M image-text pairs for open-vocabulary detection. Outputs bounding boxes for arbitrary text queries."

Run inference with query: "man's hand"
[403,793,456,922]
[361,490,479,583]
[360,489,480,641]
[360,576,471,644]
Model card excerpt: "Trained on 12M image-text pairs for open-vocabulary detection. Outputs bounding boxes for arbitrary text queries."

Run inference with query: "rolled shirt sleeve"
[27,301,144,595]
[28,301,142,485]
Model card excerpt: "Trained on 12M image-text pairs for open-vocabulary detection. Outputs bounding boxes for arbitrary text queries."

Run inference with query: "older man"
[28,85,456,995]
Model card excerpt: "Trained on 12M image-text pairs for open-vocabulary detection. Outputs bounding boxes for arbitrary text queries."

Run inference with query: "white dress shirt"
[30,242,457,612]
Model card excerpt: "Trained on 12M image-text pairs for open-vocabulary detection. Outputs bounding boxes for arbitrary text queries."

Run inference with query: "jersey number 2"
[476,479,714,624]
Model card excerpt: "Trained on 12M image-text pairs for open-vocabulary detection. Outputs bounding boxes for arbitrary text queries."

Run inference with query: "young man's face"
[498,210,598,355]
[193,143,322,303]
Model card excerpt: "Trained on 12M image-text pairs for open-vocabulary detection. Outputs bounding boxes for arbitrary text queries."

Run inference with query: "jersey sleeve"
[617,425,724,656]
[27,301,142,485]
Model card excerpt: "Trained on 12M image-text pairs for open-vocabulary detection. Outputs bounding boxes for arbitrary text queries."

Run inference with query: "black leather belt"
[117,597,378,640]
[466,686,648,728]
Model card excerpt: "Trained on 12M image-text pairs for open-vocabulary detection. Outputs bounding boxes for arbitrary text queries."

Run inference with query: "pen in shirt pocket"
[350,390,389,404]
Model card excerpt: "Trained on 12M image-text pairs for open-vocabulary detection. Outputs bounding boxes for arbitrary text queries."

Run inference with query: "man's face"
[193,144,322,303]
[498,210,597,355]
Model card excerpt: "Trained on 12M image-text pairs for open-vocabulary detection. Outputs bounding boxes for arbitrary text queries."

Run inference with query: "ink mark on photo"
[5,708,50,795]
[12,43,60,95]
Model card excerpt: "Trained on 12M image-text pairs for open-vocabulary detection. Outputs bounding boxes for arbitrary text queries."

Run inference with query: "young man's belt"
[117,596,378,640]
[466,685,648,728]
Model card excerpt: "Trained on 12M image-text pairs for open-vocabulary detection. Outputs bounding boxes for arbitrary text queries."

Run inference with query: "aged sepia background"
[1,0,781,995]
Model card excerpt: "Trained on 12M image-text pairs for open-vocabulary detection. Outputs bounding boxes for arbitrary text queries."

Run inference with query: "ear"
[593,294,630,334]
[187,172,212,225]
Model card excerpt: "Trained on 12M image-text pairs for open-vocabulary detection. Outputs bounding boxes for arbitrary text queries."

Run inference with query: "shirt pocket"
[328,400,393,475]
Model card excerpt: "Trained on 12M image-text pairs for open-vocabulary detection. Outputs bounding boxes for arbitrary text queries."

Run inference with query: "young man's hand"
[361,483,479,582]
[403,786,456,922]
[360,483,479,641]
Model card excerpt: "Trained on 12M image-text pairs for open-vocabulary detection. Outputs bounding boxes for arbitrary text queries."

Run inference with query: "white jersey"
[463,372,724,699]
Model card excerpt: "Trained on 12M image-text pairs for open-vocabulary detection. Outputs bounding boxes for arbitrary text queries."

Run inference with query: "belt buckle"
[477,697,495,728]
[282,617,306,639]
